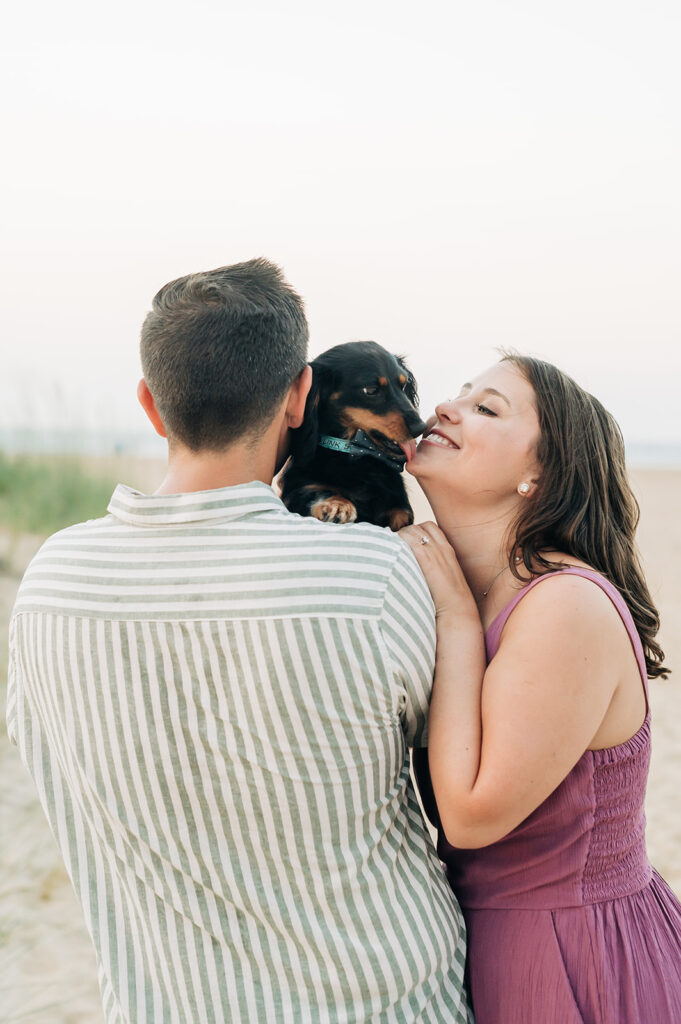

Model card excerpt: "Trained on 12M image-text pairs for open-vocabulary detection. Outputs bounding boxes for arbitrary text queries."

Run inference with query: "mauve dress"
[416,567,681,1024]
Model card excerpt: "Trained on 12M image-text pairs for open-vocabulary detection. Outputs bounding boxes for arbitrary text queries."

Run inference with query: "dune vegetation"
[0,451,117,538]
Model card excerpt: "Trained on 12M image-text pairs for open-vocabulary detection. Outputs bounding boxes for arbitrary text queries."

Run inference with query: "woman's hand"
[399,522,479,621]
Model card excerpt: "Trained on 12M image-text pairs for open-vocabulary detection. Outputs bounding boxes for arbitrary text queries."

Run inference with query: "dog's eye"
[362,386,380,396]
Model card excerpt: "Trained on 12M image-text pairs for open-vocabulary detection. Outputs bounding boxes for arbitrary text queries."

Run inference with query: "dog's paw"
[386,508,413,531]
[310,496,358,524]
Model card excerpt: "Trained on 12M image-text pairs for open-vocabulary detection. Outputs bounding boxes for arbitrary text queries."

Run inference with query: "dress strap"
[485,567,649,700]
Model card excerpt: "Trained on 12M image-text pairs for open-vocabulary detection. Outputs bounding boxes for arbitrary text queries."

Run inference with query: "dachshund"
[279,340,427,530]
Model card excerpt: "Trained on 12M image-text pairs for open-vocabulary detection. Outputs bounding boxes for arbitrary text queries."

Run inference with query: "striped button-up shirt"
[7,482,469,1023]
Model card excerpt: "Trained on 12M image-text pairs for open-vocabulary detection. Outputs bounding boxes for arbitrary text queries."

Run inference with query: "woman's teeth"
[427,434,457,449]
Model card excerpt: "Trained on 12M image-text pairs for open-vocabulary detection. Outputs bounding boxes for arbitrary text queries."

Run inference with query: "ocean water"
[625,442,681,469]
[1,429,680,468]
[0,428,166,459]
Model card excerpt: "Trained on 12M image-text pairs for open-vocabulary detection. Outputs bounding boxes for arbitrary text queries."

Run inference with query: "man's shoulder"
[15,513,117,588]
[283,515,432,612]
[34,512,117,554]
[284,514,418,573]
[289,514,405,552]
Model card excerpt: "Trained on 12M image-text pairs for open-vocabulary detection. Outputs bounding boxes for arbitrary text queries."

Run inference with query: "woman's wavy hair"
[501,352,669,679]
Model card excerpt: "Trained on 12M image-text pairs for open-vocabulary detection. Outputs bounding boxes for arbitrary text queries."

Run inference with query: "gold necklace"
[480,556,522,599]
[480,565,510,599]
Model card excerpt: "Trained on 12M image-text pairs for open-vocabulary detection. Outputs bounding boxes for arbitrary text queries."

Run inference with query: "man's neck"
[154,442,277,495]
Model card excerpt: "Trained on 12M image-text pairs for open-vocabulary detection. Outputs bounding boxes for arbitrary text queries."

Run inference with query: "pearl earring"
[518,482,531,495]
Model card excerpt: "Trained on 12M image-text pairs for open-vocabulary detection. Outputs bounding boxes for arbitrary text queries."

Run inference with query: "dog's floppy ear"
[396,356,419,408]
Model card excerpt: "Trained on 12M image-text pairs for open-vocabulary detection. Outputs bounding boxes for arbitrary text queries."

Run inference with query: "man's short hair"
[140,258,309,450]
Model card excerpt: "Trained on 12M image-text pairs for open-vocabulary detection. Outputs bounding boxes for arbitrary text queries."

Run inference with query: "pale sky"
[2,0,680,448]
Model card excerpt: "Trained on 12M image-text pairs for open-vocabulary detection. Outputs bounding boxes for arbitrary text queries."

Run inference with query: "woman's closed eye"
[475,403,497,416]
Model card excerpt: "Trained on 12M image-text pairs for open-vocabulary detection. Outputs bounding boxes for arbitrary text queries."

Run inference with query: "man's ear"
[285,364,313,429]
[288,364,325,465]
[137,379,167,438]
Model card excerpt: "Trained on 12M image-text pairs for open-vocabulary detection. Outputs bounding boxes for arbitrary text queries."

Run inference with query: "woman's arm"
[401,524,622,849]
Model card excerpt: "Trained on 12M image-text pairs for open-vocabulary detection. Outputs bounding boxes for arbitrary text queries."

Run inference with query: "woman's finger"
[399,521,447,550]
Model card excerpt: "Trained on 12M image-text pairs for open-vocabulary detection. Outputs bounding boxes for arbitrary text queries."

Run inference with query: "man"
[7,259,470,1023]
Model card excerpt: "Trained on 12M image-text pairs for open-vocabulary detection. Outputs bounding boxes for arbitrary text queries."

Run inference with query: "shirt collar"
[107,481,287,527]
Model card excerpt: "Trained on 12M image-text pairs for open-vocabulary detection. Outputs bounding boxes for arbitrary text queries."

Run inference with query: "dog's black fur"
[279,341,427,530]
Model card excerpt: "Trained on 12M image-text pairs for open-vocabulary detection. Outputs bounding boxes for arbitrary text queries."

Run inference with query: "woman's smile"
[420,429,460,451]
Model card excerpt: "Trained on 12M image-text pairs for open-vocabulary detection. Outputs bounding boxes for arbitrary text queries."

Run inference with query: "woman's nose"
[434,398,461,423]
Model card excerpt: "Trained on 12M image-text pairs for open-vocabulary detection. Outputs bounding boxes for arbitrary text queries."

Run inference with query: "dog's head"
[289,340,427,465]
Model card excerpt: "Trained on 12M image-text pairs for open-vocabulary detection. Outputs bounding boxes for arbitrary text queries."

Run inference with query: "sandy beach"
[1,465,679,1023]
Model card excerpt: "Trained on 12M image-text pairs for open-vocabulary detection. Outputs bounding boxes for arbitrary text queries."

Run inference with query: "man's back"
[8,481,469,1023]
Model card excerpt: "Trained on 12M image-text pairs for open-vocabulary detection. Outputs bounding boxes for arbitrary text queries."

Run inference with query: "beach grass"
[0,452,118,538]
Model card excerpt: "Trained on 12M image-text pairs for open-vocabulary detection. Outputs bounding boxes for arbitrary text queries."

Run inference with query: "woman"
[401,353,681,1024]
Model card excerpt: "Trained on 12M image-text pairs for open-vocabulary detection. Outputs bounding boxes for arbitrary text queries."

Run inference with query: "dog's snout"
[405,413,428,439]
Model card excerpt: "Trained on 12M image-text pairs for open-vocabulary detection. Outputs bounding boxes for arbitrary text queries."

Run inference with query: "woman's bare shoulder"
[499,565,625,653]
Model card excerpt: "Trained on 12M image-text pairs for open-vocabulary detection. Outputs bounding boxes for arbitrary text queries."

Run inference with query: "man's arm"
[6,615,20,746]
[378,540,437,747]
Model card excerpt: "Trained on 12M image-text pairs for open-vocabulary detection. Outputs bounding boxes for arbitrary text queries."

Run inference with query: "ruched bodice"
[443,716,653,910]
[418,568,681,1023]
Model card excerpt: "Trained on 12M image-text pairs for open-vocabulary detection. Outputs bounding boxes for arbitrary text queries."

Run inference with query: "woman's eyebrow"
[460,383,512,407]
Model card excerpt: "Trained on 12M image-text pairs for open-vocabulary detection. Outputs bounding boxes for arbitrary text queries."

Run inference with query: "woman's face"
[408,361,542,510]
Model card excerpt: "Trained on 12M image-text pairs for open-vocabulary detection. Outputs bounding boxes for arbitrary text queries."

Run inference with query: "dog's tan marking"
[310,496,357,524]
[387,508,413,531]
[399,374,406,385]
[378,376,388,387]
[330,391,341,401]
[340,408,411,442]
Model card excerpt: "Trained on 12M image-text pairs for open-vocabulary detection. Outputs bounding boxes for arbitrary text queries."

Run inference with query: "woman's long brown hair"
[502,352,669,679]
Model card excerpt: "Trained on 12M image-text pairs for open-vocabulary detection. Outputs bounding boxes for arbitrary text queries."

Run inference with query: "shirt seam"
[376,543,418,729]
